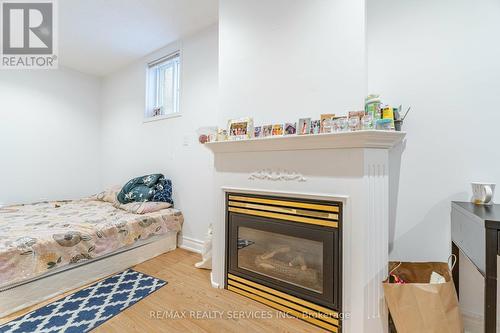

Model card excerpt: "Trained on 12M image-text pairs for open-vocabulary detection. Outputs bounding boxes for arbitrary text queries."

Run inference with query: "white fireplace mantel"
[205,130,406,333]
[205,130,405,153]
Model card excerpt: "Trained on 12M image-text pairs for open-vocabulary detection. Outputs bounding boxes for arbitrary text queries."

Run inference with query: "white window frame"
[144,51,181,122]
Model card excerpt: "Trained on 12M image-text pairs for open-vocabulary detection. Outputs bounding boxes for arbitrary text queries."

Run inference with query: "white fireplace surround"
[205,130,406,333]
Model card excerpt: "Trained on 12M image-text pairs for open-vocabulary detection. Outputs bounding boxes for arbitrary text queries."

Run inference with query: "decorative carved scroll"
[248,169,306,182]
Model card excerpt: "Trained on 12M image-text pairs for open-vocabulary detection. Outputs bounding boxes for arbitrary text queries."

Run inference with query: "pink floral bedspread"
[0,199,183,288]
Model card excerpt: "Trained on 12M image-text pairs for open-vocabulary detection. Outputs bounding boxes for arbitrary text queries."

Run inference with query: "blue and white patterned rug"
[0,269,167,333]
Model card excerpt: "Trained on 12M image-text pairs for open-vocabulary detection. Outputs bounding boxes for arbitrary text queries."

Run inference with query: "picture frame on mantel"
[227,117,254,140]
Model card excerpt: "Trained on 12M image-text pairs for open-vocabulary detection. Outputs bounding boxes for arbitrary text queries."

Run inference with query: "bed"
[0,198,183,317]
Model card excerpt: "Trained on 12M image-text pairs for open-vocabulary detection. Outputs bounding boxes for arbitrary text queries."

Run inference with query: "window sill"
[143,113,182,123]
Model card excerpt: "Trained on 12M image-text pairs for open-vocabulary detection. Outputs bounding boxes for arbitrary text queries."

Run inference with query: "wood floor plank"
[2,249,327,332]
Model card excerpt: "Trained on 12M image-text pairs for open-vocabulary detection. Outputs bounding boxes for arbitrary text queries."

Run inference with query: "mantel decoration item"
[320,114,335,133]
[284,122,297,135]
[334,116,348,132]
[365,94,382,120]
[362,113,374,130]
[394,105,411,132]
[272,124,284,136]
[217,129,228,141]
[310,120,320,134]
[471,182,496,205]
[254,126,262,138]
[348,116,360,132]
[375,118,392,130]
[228,117,254,140]
[198,134,209,144]
[298,118,311,135]
[381,106,395,130]
[262,125,273,137]
[348,111,365,131]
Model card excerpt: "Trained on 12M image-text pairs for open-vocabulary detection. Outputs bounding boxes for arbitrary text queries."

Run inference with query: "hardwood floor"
[2,249,326,333]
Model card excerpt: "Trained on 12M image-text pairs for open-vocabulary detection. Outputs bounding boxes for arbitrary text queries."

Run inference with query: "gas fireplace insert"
[225,193,342,332]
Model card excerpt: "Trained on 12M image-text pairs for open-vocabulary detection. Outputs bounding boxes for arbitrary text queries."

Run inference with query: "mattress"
[0,199,183,288]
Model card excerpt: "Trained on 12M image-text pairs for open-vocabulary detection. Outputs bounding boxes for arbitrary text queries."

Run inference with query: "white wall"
[219,0,366,126]
[367,0,500,260]
[367,0,500,325]
[0,68,102,205]
[100,25,218,245]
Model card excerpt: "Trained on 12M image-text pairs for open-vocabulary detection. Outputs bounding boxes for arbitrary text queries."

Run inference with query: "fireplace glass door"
[228,210,340,309]
[237,227,324,293]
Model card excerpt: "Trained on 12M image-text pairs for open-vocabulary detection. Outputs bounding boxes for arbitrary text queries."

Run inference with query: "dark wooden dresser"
[451,201,500,333]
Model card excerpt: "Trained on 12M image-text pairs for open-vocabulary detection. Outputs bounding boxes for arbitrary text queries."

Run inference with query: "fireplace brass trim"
[228,195,339,213]
[228,281,337,325]
[228,201,339,220]
[228,207,338,228]
[228,279,339,326]
[228,285,338,332]
[228,273,338,317]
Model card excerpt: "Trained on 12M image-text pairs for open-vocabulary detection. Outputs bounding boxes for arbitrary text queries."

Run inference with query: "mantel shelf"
[204,130,406,153]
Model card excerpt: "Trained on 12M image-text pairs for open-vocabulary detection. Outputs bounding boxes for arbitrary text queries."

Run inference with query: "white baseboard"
[178,235,203,254]
[210,272,220,289]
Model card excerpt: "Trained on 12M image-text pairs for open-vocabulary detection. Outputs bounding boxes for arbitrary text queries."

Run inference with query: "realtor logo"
[1,0,58,69]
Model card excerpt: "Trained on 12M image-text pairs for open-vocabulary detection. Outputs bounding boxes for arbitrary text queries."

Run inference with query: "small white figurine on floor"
[195,224,213,269]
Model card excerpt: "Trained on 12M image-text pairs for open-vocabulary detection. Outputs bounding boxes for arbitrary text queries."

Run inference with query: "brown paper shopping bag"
[383,259,463,333]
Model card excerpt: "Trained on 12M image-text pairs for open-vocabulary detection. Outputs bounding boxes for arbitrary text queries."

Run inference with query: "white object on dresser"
[471,182,496,205]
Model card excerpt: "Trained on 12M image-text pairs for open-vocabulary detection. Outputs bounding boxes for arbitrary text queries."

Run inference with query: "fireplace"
[225,193,342,331]
[205,131,406,333]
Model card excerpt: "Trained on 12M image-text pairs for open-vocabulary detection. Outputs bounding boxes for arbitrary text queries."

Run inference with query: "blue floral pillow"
[117,174,173,205]
[152,179,174,205]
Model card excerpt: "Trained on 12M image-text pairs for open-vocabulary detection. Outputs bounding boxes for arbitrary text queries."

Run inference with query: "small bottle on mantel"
[365,94,382,121]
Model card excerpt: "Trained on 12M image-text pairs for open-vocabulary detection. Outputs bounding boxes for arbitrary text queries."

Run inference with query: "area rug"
[0,269,167,333]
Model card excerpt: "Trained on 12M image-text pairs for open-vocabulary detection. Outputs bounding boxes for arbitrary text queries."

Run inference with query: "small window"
[145,52,181,120]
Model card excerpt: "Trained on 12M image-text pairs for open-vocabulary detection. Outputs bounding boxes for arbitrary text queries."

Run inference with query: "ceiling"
[59,0,218,76]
